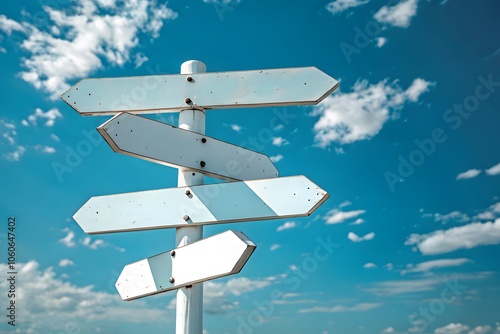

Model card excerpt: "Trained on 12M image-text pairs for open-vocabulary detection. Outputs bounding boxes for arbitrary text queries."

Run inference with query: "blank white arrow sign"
[73,175,329,234]
[98,112,278,181]
[115,230,256,301]
[61,66,339,115]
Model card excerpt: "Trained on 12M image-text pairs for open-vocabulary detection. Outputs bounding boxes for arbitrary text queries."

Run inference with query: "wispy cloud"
[312,78,433,146]
[270,244,281,251]
[277,221,297,232]
[485,162,500,176]
[58,259,75,267]
[59,228,76,247]
[324,208,366,224]
[473,202,500,221]
[270,154,283,163]
[230,124,242,132]
[456,168,481,180]
[348,231,375,242]
[364,262,377,269]
[434,323,470,334]
[272,136,289,146]
[406,218,500,255]
[401,258,472,274]
[326,0,370,15]
[23,108,62,127]
[299,302,381,313]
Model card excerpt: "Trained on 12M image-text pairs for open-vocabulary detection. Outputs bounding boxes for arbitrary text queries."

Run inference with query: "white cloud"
[270,244,281,251]
[25,108,62,127]
[385,263,394,271]
[382,328,396,334]
[311,78,432,146]
[474,202,500,221]
[134,52,148,68]
[326,0,370,14]
[4,146,26,161]
[376,37,387,48]
[0,261,170,333]
[204,276,272,314]
[272,136,289,146]
[456,169,482,180]
[374,0,419,28]
[401,258,471,274]
[406,78,433,102]
[324,208,366,224]
[350,218,365,225]
[468,325,493,334]
[35,145,57,154]
[366,276,443,296]
[270,154,283,163]
[486,162,500,176]
[364,262,377,269]
[59,228,76,247]
[277,221,297,232]
[81,236,105,250]
[50,133,60,141]
[348,231,375,242]
[0,15,25,34]
[1,1,177,99]
[299,302,381,313]
[59,259,74,267]
[431,211,471,224]
[230,124,242,132]
[338,200,352,208]
[406,218,500,255]
[434,323,470,334]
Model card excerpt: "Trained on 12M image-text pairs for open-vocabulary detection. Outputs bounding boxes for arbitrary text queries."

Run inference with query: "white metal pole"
[176,60,206,334]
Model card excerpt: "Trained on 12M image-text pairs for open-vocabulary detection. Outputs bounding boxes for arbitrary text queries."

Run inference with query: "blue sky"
[1,0,500,333]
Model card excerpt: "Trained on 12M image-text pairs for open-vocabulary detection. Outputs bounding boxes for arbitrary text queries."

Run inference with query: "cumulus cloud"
[326,0,370,14]
[374,0,419,28]
[0,0,177,99]
[485,162,500,176]
[456,169,482,180]
[24,108,62,127]
[348,231,375,242]
[324,208,366,224]
[81,237,105,250]
[311,78,432,146]
[0,261,171,333]
[277,221,297,232]
[406,218,500,255]
[401,258,472,274]
[364,262,377,269]
[473,202,500,221]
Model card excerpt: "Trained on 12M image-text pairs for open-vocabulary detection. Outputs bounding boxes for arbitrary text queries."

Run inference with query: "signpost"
[116,230,256,301]
[73,175,329,234]
[61,60,338,334]
[98,112,278,181]
[61,66,339,115]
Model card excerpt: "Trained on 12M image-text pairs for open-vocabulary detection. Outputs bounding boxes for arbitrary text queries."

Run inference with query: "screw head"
[186,76,193,82]
[200,161,206,168]
[170,250,176,257]
[185,189,191,196]
[183,215,190,221]
[169,277,175,284]
[185,97,192,104]
[201,138,207,143]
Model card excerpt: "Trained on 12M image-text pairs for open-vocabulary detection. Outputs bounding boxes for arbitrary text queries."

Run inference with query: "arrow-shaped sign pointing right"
[116,230,256,301]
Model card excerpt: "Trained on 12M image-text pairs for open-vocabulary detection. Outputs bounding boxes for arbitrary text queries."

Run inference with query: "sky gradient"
[0,0,499,333]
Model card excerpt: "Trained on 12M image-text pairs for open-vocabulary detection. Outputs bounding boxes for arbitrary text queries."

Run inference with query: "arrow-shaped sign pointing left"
[115,230,256,301]
[98,113,278,181]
